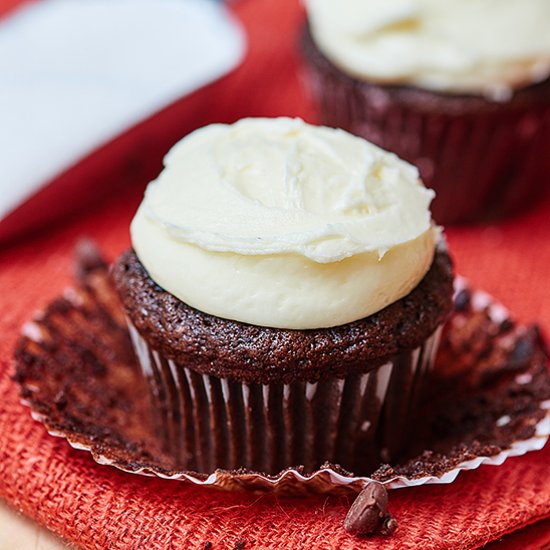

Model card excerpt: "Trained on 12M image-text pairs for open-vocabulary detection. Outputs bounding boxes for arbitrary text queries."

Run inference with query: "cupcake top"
[131,117,436,329]
[305,0,550,100]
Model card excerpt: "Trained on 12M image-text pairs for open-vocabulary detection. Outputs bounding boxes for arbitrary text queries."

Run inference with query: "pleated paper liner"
[127,321,442,477]
[14,251,550,496]
[299,26,550,225]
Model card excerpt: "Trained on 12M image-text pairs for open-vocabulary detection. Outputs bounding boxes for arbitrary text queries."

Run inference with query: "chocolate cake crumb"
[234,541,246,550]
[344,482,396,537]
[380,515,398,536]
[53,387,68,410]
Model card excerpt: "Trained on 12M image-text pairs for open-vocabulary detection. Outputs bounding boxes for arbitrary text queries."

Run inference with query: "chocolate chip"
[344,482,397,537]
[203,543,212,550]
[234,541,245,550]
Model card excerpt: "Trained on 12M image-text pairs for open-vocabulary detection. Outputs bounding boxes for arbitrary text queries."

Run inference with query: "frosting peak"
[132,118,437,329]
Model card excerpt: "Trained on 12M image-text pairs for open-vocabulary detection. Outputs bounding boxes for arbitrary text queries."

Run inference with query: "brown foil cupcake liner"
[300,26,550,225]
[14,255,550,495]
[127,322,442,476]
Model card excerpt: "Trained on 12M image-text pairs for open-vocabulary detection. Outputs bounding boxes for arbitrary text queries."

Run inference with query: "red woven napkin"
[1,0,550,548]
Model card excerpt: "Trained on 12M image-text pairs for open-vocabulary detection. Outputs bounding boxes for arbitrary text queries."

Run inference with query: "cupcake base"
[129,322,442,475]
[300,26,550,225]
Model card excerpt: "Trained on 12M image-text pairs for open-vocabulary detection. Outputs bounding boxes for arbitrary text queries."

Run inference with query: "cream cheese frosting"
[131,117,437,329]
[305,0,550,100]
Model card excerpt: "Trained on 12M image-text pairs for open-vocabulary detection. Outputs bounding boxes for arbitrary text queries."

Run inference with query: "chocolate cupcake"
[113,117,454,476]
[301,1,550,224]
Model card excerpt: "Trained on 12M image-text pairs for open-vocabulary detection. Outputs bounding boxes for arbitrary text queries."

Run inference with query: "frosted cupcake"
[301,0,550,224]
[113,118,454,475]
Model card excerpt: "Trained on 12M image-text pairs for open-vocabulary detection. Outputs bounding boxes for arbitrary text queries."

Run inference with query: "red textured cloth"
[1,0,550,548]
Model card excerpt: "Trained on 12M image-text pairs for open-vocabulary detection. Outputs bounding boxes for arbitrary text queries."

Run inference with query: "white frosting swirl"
[305,0,550,100]
[131,118,436,329]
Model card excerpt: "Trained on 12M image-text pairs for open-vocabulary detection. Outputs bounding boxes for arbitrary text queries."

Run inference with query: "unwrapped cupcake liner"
[15,257,550,495]
[26,397,550,493]
[300,27,550,224]
[127,321,443,476]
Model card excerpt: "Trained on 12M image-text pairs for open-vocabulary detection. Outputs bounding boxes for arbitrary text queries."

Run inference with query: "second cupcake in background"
[113,118,454,476]
[301,0,550,224]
